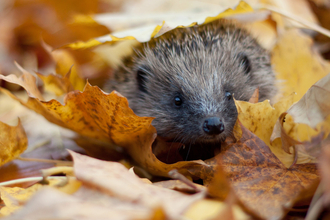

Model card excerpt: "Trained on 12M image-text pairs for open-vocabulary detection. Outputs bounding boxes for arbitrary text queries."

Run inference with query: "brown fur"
[105,20,277,152]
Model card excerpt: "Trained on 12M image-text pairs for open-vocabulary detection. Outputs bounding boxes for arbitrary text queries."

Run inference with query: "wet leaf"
[0,120,27,166]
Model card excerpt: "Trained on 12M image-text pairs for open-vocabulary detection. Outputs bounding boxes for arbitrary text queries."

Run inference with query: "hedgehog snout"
[202,117,225,135]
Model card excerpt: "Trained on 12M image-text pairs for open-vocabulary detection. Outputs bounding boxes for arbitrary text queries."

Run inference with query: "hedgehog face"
[111,20,277,150]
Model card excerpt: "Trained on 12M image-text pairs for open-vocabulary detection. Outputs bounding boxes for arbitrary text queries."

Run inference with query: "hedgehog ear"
[237,52,251,74]
[136,69,148,93]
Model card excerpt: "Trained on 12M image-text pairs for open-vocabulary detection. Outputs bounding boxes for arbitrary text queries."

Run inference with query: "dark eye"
[237,52,251,74]
[136,69,148,93]
[225,91,232,100]
[174,96,183,106]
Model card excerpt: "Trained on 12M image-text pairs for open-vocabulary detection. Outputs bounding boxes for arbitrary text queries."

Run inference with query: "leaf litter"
[0,0,330,219]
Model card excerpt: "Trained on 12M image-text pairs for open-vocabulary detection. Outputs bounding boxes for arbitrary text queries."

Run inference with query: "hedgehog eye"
[237,52,251,74]
[174,96,183,106]
[225,91,232,100]
[136,69,148,93]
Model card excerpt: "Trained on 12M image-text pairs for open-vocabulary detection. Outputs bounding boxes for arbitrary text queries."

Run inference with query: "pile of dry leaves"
[0,0,330,219]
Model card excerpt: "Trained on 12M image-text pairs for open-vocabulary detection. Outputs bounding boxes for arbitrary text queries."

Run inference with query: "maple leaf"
[207,123,319,219]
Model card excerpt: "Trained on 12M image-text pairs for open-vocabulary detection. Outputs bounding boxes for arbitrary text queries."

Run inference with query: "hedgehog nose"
[203,117,224,135]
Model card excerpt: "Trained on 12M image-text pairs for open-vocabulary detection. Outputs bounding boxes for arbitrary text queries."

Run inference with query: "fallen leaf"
[0,177,81,216]
[0,120,27,166]
[319,137,330,204]
[51,49,86,91]
[270,74,330,164]
[36,70,74,96]
[43,15,110,49]
[234,93,295,147]
[248,87,259,103]
[70,151,205,219]
[0,63,43,100]
[1,68,214,180]
[266,0,318,30]
[67,1,254,48]
[271,29,330,102]
[212,123,319,219]
[153,180,205,194]
[184,199,249,220]
[2,187,156,220]
[287,73,330,129]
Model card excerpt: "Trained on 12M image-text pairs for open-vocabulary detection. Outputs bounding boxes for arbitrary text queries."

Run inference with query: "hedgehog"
[105,20,277,160]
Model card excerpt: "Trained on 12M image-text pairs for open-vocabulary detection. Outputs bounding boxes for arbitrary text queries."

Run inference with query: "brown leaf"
[248,87,259,103]
[0,63,43,100]
[319,137,330,204]
[0,120,27,166]
[70,151,205,219]
[213,123,319,219]
[153,180,205,194]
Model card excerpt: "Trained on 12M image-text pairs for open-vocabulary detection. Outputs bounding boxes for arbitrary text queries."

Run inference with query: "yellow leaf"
[234,93,295,147]
[65,1,254,49]
[0,120,27,166]
[0,177,81,217]
[272,29,330,102]
[36,70,74,96]
[52,49,86,91]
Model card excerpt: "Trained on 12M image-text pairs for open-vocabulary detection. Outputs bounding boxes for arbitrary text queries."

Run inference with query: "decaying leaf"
[209,123,319,219]
[0,120,27,167]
